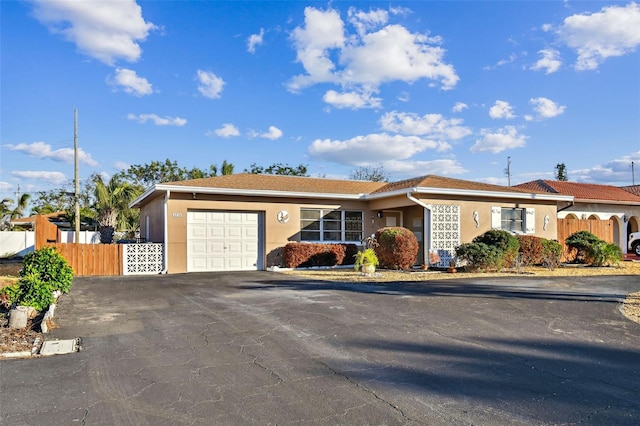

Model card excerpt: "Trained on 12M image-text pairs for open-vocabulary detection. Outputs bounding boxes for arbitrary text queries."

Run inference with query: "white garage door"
[187,211,262,272]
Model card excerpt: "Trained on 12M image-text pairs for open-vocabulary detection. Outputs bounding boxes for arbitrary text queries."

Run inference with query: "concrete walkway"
[1,272,640,425]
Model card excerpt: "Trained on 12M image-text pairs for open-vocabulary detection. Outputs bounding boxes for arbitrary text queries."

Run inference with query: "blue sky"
[1,0,639,204]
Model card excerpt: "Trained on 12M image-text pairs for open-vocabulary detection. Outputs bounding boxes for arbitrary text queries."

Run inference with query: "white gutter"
[151,184,367,200]
[406,193,433,266]
[367,186,574,202]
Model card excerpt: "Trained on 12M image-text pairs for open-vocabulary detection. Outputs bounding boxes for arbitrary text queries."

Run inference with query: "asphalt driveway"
[2,271,640,425]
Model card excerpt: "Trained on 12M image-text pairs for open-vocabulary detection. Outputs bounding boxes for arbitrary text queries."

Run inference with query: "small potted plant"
[354,248,379,274]
[448,259,457,273]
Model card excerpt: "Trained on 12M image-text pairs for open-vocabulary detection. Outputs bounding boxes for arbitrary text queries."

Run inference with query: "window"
[300,209,363,242]
[492,207,535,234]
[501,208,524,232]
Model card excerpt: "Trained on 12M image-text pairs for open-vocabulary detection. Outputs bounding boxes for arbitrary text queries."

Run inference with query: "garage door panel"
[187,211,261,272]
[226,225,243,239]
[209,225,225,239]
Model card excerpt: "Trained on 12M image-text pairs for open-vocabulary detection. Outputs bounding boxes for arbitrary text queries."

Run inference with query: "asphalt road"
[1,271,640,425]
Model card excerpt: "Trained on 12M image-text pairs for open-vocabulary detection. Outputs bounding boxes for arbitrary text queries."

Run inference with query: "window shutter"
[491,207,501,229]
[525,208,535,234]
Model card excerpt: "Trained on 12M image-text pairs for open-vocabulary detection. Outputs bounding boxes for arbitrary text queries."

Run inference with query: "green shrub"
[455,242,502,272]
[11,273,56,312]
[374,227,419,270]
[541,239,562,270]
[472,230,520,269]
[586,241,622,267]
[4,247,75,312]
[21,246,74,293]
[565,231,601,263]
[517,235,544,266]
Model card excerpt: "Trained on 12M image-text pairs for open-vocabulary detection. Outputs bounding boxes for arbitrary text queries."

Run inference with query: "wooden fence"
[34,214,60,250]
[34,214,124,276]
[557,218,614,261]
[46,243,123,276]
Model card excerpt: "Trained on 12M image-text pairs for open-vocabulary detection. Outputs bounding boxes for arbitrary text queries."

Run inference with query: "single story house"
[515,180,640,254]
[130,174,573,273]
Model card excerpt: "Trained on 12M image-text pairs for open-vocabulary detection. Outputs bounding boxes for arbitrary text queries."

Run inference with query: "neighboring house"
[515,180,640,254]
[621,185,640,197]
[130,174,572,273]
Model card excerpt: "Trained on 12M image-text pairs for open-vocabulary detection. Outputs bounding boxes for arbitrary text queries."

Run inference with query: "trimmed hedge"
[374,227,419,270]
[283,243,358,268]
[473,229,519,268]
[517,235,544,266]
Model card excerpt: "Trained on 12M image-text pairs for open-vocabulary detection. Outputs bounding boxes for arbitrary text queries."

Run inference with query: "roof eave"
[368,186,574,201]
[572,198,640,206]
[132,184,367,205]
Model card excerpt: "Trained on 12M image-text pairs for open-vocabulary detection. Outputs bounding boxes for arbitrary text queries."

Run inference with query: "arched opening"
[565,213,579,219]
[611,217,621,248]
[588,214,600,220]
[628,216,639,237]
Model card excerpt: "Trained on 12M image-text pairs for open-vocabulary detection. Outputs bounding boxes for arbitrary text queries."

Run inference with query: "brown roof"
[164,173,387,195]
[621,185,640,197]
[373,175,535,195]
[516,180,640,203]
[11,211,67,224]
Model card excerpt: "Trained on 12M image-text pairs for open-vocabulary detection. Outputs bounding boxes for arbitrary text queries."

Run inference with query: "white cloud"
[0,182,13,192]
[489,100,516,119]
[247,28,264,53]
[212,123,240,138]
[528,97,566,120]
[484,53,518,70]
[127,113,187,126]
[470,126,527,153]
[196,70,225,99]
[571,151,640,184]
[555,2,640,71]
[452,102,468,113]
[113,161,129,171]
[3,141,98,166]
[12,170,67,185]
[531,49,562,74]
[379,111,471,142]
[347,7,389,36]
[383,158,467,176]
[30,0,156,65]
[288,6,458,108]
[309,133,440,165]
[260,126,283,140]
[323,89,382,109]
[288,7,345,91]
[109,68,153,96]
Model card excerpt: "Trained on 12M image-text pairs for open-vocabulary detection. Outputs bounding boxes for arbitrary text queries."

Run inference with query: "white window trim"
[492,207,535,234]
[300,209,364,243]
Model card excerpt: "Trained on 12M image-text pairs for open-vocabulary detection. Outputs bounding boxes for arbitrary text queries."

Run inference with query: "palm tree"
[10,193,30,220]
[221,160,234,175]
[93,175,142,243]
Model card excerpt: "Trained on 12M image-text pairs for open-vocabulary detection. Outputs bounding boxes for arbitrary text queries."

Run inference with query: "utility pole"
[74,108,80,241]
[504,156,512,186]
[14,184,20,205]
[632,161,636,185]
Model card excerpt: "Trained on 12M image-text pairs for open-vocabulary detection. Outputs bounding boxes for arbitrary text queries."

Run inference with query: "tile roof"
[621,185,640,197]
[372,174,535,195]
[515,180,640,203]
[164,173,387,195]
